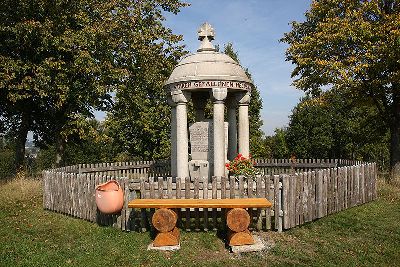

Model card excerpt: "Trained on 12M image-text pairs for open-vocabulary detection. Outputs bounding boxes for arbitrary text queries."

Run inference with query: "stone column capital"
[236,91,251,106]
[169,90,191,105]
[211,88,228,103]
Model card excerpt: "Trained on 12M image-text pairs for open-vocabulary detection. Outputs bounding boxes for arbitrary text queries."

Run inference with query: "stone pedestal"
[189,120,228,179]
[188,160,209,181]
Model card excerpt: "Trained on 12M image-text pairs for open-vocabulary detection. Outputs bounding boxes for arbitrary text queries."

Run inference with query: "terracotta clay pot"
[95,180,124,214]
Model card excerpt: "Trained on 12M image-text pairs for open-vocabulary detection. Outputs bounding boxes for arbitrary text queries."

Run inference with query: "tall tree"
[0,0,187,167]
[105,0,187,160]
[286,91,389,166]
[282,0,400,180]
[0,0,119,168]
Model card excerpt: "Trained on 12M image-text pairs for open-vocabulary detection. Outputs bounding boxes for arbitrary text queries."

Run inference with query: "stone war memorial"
[165,22,253,181]
[42,22,377,252]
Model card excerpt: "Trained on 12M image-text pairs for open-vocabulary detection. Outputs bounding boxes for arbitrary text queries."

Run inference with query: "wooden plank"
[194,176,200,231]
[230,176,236,199]
[343,166,348,209]
[246,177,254,229]
[355,165,360,205]
[158,177,164,199]
[175,177,182,228]
[254,175,262,230]
[212,176,217,230]
[124,178,131,231]
[203,177,209,231]
[149,177,156,198]
[310,171,316,220]
[316,170,323,218]
[289,174,296,228]
[299,172,305,224]
[304,171,310,222]
[129,198,272,209]
[274,175,282,232]
[351,166,356,207]
[282,175,289,229]
[264,175,272,230]
[167,177,173,199]
[239,176,245,198]
[337,168,344,214]
[117,177,123,230]
[140,177,147,232]
[327,168,332,214]
[333,168,338,213]
[221,176,227,199]
[185,176,191,231]
[364,164,369,202]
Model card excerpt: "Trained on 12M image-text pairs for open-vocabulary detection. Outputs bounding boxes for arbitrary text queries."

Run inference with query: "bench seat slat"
[128,198,272,209]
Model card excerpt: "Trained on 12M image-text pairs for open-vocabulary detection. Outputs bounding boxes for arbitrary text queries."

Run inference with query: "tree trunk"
[14,112,30,171]
[390,91,400,184]
[390,119,400,184]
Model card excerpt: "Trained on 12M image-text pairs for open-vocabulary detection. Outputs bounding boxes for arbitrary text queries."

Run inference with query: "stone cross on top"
[197,22,216,52]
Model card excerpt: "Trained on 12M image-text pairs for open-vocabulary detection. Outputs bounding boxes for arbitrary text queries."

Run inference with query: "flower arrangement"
[225,153,259,179]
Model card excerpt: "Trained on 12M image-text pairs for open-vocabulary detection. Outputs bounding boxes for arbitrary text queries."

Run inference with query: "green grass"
[0,178,399,267]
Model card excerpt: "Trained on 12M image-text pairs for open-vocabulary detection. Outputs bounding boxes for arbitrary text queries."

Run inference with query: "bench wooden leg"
[152,208,179,247]
[226,208,254,246]
[154,227,180,247]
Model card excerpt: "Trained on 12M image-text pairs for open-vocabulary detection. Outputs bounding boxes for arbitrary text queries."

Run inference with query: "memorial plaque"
[189,120,228,162]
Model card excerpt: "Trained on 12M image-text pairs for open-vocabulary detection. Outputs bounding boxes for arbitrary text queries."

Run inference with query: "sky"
[163,0,312,136]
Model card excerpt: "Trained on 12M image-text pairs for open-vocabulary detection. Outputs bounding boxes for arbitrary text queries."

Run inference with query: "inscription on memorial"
[189,121,228,162]
[190,125,209,153]
[170,80,251,91]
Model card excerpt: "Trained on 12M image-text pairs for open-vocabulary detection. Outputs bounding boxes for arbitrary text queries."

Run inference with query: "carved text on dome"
[171,80,251,91]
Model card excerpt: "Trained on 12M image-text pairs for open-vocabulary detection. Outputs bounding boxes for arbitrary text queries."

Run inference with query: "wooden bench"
[128,198,272,247]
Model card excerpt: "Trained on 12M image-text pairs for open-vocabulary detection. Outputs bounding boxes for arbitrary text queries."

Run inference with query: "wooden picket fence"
[42,161,377,232]
[48,159,363,178]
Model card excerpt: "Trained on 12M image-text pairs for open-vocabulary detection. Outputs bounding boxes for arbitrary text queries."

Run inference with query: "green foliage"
[0,0,188,167]
[284,91,389,167]
[281,0,400,175]
[105,0,187,160]
[0,148,15,180]
[265,128,290,159]
[1,178,399,266]
[0,0,119,159]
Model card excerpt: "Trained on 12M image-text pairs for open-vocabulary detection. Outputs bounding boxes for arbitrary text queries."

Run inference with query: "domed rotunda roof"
[165,23,253,92]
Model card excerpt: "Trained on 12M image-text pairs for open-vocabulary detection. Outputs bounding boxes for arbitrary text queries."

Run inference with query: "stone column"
[211,88,227,177]
[237,92,251,158]
[167,96,177,177]
[170,90,190,178]
[226,95,238,161]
